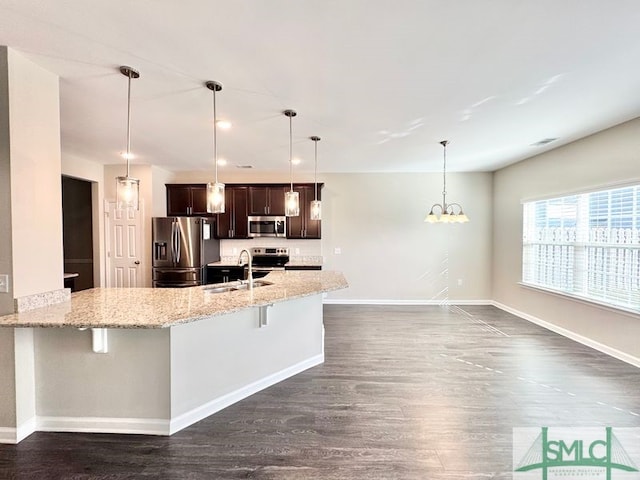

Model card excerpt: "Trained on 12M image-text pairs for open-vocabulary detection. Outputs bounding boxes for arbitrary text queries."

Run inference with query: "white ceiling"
[1,0,640,174]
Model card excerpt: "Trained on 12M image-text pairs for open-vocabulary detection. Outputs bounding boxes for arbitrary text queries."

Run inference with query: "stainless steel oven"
[250,247,289,278]
[248,216,286,238]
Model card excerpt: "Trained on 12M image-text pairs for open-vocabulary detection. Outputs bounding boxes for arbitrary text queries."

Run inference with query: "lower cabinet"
[206,265,245,284]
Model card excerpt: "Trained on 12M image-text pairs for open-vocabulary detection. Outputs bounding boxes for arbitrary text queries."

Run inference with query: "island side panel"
[169,294,324,426]
[34,328,171,433]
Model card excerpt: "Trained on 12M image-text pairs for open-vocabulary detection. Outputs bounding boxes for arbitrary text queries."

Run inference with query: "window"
[522,184,640,313]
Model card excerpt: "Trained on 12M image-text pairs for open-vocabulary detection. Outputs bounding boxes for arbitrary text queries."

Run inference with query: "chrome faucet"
[237,249,253,287]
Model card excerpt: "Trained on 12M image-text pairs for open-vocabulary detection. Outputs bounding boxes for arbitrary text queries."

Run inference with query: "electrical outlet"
[457,278,463,287]
[0,274,9,293]
[295,248,300,255]
[334,247,342,255]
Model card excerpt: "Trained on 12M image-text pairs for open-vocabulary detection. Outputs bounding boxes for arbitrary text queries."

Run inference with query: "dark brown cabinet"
[166,184,210,216]
[206,265,245,284]
[248,185,287,215]
[215,186,249,239]
[287,184,322,239]
[166,183,323,239]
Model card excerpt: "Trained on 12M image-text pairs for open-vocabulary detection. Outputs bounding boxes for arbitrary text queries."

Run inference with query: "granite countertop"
[0,271,347,330]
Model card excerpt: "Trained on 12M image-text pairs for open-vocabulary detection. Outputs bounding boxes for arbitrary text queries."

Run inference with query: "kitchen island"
[0,270,347,443]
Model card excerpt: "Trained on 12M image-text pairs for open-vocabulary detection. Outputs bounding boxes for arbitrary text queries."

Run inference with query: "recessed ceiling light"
[236,165,253,169]
[530,138,558,146]
[216,158,227,166]
[291,158,301,165]
[120,152,135,160]
[216,120,232,129]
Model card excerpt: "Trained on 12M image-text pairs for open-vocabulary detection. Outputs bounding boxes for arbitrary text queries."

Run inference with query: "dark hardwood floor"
[1,305,639,479]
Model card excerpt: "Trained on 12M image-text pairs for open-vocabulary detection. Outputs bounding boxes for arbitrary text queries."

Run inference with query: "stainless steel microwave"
[248,216,286,238]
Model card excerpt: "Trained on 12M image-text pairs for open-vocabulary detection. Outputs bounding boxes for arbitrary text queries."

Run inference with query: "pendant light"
[310,136,322,221]
[115,66,140,211]
[284,109,299,217]
[205,81,225,214]
[425,140,469,223]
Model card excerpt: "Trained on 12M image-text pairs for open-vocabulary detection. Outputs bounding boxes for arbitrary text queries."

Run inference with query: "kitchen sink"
[203,280,272,294]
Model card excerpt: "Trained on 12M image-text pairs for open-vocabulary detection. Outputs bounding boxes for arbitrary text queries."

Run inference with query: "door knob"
[134,260,140,265]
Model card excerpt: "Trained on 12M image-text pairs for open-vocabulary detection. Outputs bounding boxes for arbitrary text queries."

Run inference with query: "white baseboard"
[0,427,17,444]
[492,301,640,368]
[37,416,169,436]
[323,298,493,306]
[0,417,36,444]
[169,353,324,434]
[2,354,324,442]
[16,416,36,442]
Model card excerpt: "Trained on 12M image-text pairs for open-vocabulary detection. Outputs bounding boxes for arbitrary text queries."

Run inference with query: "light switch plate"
[0,274,9,293]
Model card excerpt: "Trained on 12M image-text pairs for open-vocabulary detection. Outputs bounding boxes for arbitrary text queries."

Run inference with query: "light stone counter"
[0,270,347,329]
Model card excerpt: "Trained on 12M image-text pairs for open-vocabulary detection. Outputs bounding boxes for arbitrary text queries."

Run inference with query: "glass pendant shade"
[285,190,300,217]
[206,182,225,214]
[116,176,140,211]
[310,200,322,221]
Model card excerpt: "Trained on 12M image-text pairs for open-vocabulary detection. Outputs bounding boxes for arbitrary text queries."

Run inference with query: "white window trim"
[521,183,640,316]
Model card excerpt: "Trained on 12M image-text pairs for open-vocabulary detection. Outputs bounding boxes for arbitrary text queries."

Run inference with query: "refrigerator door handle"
[175,221,181,264]
[171,221,177,264]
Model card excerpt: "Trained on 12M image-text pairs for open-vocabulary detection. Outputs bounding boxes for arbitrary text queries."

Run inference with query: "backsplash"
[220,238,322,260]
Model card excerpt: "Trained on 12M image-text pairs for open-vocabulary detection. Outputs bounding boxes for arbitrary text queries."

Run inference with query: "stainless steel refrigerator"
[152,217,220,287]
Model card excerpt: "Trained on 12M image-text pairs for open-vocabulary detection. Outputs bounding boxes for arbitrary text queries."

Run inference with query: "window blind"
[522,185,640,313]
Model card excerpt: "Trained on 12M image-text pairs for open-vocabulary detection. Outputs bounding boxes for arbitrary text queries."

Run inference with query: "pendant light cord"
[125,70,132,178]
[289,113,293,192]
[441,140,448,208]
[213,87,218,183]
[314,139,318,201]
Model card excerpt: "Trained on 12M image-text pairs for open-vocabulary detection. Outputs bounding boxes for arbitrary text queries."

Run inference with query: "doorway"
[61,176,94,291]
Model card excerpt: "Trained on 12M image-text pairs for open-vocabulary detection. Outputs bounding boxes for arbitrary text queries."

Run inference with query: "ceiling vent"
[236,165,253,169]
[530,138,558,146]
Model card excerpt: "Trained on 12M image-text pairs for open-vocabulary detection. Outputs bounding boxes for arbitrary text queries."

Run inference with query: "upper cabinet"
[165,183,323,239]
[166,184,210,216]
[287,184,322,239]
[248,185,287,216]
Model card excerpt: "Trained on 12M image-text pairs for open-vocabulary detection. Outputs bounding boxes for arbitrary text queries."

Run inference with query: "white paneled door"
[106,201,143,288]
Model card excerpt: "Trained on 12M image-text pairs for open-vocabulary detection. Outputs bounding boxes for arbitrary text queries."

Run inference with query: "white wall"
[151,165,173,217]
[321,172,493,302]
[493,117,640,359]
[0,48,13,315]
[8,48,63,298]
[0,46,62,435]
[34,328,170,419]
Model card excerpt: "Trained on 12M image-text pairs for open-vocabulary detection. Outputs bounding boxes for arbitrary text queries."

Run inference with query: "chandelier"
[425,140,469,223]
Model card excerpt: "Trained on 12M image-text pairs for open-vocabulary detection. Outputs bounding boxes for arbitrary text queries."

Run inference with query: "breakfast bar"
[0,271,348,442]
